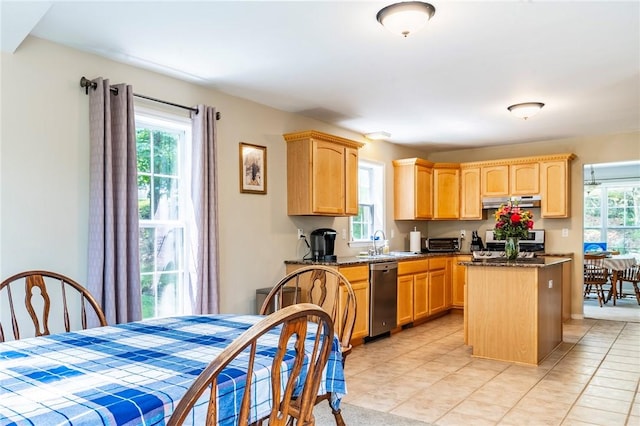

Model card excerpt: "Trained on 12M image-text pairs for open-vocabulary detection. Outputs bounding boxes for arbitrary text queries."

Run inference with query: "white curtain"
[87,78,142,324]
[189,105,220,314]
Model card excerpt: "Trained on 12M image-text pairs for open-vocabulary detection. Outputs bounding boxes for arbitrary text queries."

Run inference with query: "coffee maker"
[310,228,337,262]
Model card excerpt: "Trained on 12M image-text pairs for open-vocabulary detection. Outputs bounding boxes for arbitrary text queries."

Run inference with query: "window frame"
[350,159,385,247]
[135,107,193,319]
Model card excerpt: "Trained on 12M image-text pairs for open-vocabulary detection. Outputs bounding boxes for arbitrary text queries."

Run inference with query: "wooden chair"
[168,303,334,426]
[259,266,356,426]
[616,265,640,305]
[583,254,610,307]
[0,270,107,342]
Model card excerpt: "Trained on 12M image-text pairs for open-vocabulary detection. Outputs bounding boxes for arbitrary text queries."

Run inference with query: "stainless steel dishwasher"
[369,261,398,338]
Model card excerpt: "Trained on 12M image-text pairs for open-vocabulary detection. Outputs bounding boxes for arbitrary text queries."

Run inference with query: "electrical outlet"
[297,229,304,239]
[548,280,553,289]
[562,228,569,237]
[460,230,466,239]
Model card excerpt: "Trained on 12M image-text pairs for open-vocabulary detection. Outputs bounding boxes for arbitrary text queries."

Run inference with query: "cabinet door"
[433,167,460,219]
[482,165,509,196]
[349,279,369,340]
[452,256,470,307]
[397,275,414,326]
[312,140,345,215]
[429,269,447,315]
[340,265,369,341]
[344,146,359,215]
[510,163,540,195]
[460,166,482,220]
[413,272,429,320]
[415,164,433,219]
[540,160,570,218]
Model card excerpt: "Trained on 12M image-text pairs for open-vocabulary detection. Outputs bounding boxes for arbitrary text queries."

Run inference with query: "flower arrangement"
[493,202,534,240]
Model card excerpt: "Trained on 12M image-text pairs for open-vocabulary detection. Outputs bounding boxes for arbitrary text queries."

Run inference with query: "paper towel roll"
[410,230,421,253]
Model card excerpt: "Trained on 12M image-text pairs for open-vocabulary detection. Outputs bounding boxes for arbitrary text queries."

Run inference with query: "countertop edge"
[460,257,572,268]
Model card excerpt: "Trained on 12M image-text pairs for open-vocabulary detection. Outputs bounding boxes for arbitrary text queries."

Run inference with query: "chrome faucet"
[373,230,386,255]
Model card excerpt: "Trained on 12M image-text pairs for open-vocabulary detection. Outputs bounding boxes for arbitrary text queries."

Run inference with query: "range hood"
[482,195,541,209]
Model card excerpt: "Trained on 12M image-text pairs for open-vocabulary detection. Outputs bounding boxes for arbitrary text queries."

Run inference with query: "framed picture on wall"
[239,142,267,194]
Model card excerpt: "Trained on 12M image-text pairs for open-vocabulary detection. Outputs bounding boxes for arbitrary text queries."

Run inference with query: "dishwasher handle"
[369,262,398,271]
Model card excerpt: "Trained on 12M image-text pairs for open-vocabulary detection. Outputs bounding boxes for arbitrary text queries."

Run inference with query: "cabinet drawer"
[398,259,429,275]
[429,257,447,270]
[339,265,369,282]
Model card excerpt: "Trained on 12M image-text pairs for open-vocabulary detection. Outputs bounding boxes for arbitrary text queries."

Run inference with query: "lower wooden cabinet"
[428,258,447,315]
[339,265,370,341]
[452,255,471,308]
[413,272,430,320]
[397,274,414,326]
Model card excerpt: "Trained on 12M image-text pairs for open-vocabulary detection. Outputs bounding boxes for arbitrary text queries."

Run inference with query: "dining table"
[601,254,638,304]
[0,314,347,425]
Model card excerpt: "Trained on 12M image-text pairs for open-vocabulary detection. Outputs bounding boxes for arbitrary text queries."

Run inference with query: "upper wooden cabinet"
[481,164,510,196]
[540,154,575,218]
[284,130,363,216]
[433,163,460,220]
[459,165,482,220]
[393,158,434,220]
[511,162,540,195]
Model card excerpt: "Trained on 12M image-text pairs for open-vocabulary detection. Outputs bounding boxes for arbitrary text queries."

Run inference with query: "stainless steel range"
[473,229,545,260]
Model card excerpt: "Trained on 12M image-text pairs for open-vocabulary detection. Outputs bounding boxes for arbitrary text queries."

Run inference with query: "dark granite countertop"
[284,251,466,266]
[460,257,572,268]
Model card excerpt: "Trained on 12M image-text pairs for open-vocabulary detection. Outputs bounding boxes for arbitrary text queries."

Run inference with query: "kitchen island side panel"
[466,264,563,365]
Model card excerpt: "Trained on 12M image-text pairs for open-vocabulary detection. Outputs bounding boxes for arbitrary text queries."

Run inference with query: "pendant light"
[584,165,601,193]
[376,1,436,37]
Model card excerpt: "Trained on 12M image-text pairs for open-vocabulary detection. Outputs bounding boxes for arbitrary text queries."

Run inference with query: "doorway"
[582,161,640,322]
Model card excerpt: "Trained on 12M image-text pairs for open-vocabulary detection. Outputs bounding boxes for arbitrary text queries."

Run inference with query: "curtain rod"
[79,76,221,120]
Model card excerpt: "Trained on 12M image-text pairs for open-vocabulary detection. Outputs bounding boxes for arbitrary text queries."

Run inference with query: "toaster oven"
[421,237,460,253]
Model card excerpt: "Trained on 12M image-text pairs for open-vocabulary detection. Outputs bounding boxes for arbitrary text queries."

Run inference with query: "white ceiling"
[2,0,639,152]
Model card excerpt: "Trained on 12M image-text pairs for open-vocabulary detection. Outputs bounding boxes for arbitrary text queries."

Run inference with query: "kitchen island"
[460,257,571,365]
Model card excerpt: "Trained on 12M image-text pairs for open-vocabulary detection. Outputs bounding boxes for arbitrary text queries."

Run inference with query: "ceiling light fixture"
[376,1,436,38]
[365,131,391,141]
[507,102,545,120]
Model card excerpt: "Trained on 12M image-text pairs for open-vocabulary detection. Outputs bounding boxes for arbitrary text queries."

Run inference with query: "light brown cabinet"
[510,162,540,195]
[459,165,482,220]
[397,274,414,326]
[481,165,510,196]
[428,257,447,315]
[540,155,574,218]
[339,265,370,341]
[433,164,460,219]
[284,130,363,216]
[452,255,470,308]
[393,158,434,220]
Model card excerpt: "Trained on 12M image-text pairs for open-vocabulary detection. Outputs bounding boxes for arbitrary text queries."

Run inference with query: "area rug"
[583,296,640,323]
[313,402,431,426]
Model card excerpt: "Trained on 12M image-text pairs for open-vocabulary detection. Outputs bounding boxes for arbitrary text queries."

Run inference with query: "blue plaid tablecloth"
[0,314,346,425]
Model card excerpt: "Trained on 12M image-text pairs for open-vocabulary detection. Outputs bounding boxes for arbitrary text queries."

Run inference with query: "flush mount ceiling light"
[376,1,436,37]
[364,131,392,141]
[507,102,545,120]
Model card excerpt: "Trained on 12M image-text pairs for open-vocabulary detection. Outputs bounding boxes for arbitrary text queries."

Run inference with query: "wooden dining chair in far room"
[616,265,640,305]
[583,254,611,307]
[168,303,334,426]
[0,270,107,342]
[259,265,356,426]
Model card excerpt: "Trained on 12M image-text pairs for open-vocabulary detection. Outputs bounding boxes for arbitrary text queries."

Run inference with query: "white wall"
[0,36,424,315]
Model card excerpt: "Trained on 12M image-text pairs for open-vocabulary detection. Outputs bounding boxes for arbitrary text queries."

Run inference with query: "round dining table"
[601,255,638,304]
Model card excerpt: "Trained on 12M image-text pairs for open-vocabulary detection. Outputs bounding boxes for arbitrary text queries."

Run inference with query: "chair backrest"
[0,270,107,342]
[619,264,640,282]
[259,265,356,356]
[168,303,334,426]
[584,254,608,283]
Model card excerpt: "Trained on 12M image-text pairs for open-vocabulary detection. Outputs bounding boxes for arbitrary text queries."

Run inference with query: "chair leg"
[595,284,604,307]
[633,283,640,305]
[330,405,346,426]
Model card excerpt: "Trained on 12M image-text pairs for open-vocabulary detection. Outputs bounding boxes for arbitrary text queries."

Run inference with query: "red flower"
[510,213,521,224]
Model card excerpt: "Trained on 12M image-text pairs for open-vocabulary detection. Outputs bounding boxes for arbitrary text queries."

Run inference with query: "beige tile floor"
[342,311,639,425]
